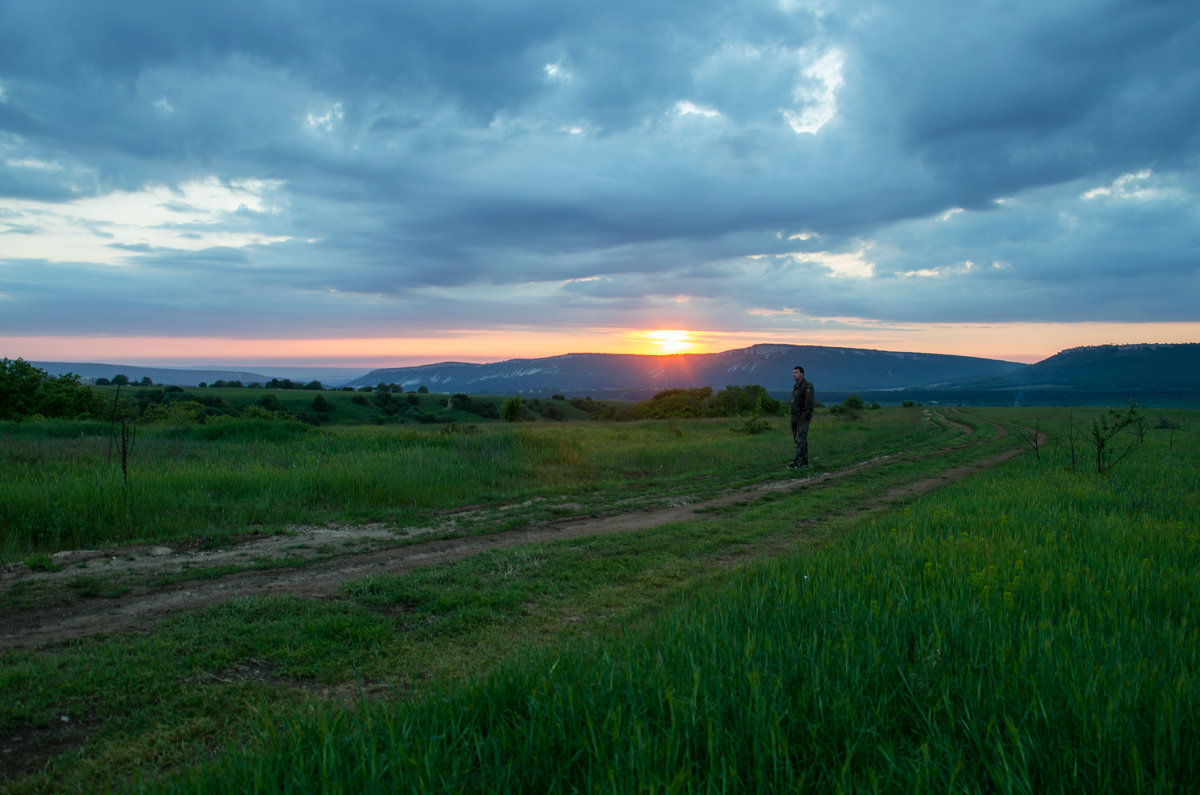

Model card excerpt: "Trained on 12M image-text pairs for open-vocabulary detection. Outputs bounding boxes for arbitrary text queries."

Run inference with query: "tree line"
[3,358,795,425]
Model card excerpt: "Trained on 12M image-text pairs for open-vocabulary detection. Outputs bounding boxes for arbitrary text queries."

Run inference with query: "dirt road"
[0,413,1028,652]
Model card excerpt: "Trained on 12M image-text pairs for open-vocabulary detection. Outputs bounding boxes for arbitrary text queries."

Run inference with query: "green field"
[1,406,1197,792]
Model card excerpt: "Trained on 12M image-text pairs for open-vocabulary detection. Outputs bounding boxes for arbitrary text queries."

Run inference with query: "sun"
[645,329,694,354]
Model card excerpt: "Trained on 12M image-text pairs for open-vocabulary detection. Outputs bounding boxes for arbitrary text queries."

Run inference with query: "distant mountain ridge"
[27,362,274,386]
[943,343,1200,392]
[346,344,1027,399]
[19,342,1197,403]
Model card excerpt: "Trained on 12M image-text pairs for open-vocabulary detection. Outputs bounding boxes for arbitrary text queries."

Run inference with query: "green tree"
[501,395,524,422]
[634,387,713,419]
[141,400,207,424]
[35,373,108,419]
[0,358,45,419]
[256,394,288,414]
[827,394,865,420]
[0,358,106,420]
[705,385,782,417]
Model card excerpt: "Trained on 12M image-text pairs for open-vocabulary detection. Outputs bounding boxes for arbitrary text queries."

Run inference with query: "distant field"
[90,383,598,425]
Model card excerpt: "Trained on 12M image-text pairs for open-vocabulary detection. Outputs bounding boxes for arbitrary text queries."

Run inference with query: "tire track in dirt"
[0,411,1028,651]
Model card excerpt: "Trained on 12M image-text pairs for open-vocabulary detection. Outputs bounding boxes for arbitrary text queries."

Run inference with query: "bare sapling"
[1083,400,1145,475]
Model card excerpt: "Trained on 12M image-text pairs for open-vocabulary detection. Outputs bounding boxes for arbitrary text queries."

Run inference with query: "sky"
[1,0,1198,370]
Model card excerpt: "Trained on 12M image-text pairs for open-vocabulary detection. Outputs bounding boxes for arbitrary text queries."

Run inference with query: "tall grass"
[0,409,954,557]
[155,415,1199,793]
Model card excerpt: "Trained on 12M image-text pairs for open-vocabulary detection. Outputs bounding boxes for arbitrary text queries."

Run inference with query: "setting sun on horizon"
[3,321,1199,371]
[643,329,695,354]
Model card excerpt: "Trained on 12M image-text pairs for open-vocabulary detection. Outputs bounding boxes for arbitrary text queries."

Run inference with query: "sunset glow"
[644,330,695,354]
[4,320,1199,370]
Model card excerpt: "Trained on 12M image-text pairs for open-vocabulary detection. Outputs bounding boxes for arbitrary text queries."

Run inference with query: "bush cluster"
[621,385,783,421]
[0,359,108,421]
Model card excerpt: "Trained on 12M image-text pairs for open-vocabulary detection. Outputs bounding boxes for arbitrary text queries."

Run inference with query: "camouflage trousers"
[791,418,810,465]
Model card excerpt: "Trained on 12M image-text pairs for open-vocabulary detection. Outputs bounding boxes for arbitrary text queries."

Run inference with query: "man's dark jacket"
[791,379,815,424]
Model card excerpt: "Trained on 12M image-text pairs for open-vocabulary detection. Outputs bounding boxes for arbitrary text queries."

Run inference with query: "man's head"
[793,365,805,382]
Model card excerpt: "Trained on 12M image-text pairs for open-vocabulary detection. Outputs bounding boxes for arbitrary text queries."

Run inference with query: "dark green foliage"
[501,395,524,422]
[631,385,783,420]
[706,384,783,417]
[175,418,312,441]
[525,398,563,421]
[0,358,107,420]
[828,394,866,419]
[256,394,288,413]
[634,387,713,418]
[450,393,501,419]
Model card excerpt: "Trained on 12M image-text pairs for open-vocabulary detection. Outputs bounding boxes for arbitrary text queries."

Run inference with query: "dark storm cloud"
[1,0,1197,343]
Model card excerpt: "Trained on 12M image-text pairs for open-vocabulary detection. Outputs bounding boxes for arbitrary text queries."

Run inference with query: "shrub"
[501,395,524,422]
[0,358,107,421]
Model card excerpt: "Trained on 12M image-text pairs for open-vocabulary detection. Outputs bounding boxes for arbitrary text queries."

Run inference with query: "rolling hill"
[27,362,274,387]
[943,343,1200,392]
[346,344,1027,399]
[18,342,1197,405]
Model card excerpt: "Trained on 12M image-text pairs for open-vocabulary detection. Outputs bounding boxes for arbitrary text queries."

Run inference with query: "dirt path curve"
[0,412,1030,652]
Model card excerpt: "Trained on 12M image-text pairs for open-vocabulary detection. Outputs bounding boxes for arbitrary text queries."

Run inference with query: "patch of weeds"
[546,505,583,519]
[66,576,129,599]
[24,553,62,572]
[152,565,243,585]
[440,422,479,435]
[2,579,40,610]
[250,555,310,570]
[499,516,529,532]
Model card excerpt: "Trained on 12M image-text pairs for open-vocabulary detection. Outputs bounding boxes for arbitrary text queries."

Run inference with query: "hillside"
[20,342,1198,405]
[944,343,1200,392]
[346,344,1027,399]
[27,362,273,387]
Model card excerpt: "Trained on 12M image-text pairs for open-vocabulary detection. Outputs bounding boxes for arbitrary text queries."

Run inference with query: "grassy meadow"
[1,405,1197,792]
[0,404,952,558]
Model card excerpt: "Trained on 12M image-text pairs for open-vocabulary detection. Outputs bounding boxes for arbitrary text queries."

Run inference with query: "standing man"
[789,365,814,469]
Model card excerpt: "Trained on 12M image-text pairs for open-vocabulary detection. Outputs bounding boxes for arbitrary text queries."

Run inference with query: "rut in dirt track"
[0,412,1028,651]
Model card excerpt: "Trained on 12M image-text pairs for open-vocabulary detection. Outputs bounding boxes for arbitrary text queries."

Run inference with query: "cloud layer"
[2,0,1198,360]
